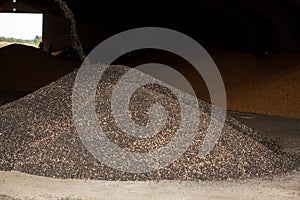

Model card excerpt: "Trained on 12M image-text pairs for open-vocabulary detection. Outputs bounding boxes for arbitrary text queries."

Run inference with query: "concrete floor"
[0,170,299,200]
[229,111,300,156]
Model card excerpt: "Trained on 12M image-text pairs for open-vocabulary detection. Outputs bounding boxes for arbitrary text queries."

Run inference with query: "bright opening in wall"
[0,12,43,48]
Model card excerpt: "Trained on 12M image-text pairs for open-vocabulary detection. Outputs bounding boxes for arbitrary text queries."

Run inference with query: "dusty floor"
[0,170,299,200]
[0,112,299,200]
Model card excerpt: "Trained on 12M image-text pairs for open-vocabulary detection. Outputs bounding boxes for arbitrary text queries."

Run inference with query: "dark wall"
[68,0,300,55]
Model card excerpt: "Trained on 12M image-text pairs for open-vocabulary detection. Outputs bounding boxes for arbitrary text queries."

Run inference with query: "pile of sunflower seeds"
[0,65,298,180]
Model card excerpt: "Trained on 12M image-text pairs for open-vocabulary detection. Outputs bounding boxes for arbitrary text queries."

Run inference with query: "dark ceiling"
[0,0,300,54]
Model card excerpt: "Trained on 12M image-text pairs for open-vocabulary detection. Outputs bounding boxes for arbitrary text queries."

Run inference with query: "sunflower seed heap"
[0,65,298,180]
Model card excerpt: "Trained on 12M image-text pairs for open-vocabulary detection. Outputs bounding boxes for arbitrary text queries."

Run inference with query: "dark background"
[0,0,299,56]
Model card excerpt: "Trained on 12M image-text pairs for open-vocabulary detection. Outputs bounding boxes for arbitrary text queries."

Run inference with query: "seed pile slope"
[208,53,300,118]
[227,68,300,118]
[0,66,298,180]
[0,44,76,91]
